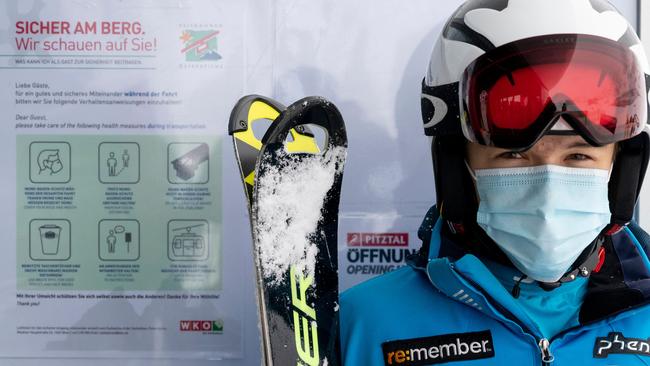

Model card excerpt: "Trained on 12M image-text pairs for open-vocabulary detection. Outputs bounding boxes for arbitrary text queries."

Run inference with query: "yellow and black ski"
[228,95,319,206]
[229,95,345,365]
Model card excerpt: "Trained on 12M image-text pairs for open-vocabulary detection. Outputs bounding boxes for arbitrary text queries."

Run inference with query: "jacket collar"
[423,216,544,338]
[411,206,650,325]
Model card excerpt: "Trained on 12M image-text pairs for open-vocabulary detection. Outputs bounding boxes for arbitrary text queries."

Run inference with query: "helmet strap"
[608,133,650,225]
[432,135,475,225]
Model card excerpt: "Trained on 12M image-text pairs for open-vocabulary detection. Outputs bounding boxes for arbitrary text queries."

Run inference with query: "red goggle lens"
[462,34,647,149]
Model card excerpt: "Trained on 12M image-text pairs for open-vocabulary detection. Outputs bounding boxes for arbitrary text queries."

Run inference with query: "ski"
[229,95,346,365]
[228,95,318,206]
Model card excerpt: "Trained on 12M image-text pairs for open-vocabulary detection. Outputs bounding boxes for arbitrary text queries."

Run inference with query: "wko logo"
[180,320,223,333]
[347,233,408,247]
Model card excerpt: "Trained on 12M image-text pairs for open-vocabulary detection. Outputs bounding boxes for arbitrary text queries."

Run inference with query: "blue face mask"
[473,165,611,283]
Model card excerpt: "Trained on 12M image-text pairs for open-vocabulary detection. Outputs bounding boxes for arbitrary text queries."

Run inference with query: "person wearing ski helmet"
[340,0,650,365]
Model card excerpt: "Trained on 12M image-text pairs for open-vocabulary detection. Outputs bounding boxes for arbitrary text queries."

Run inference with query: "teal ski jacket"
[340,206,650,365]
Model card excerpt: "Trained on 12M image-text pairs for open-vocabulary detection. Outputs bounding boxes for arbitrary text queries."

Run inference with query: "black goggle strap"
[421,79,463,137]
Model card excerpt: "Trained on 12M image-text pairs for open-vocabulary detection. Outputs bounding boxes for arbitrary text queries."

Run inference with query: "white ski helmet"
[415,0,650,285]
[421,0,650,235]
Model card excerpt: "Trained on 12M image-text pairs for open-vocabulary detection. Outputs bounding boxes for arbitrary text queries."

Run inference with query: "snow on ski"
[229,95,346,365]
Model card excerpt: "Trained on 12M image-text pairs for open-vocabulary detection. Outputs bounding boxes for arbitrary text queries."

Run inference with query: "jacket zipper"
[449,266,553,365]
[538,338,554,365]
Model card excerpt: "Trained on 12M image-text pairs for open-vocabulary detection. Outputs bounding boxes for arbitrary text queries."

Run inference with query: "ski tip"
[228,94,286,135]
[262,96,348,149]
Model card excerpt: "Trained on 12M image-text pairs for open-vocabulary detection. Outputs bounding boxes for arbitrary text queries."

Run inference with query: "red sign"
[347,233,409,247]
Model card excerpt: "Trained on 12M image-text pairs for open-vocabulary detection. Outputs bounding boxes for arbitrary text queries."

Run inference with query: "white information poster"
[0,0,250,360]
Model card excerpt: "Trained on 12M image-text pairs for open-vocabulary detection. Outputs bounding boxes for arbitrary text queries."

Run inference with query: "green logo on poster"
[180,30,221,62]
[212,320,223,332]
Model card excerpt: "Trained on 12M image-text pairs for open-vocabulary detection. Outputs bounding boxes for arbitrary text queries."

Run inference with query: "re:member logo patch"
[382,330,494,365]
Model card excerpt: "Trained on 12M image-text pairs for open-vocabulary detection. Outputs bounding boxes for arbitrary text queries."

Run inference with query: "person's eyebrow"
[565,141,595,149]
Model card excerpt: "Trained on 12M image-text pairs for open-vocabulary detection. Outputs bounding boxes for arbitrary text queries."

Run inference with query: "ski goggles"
[458,34,648,151]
